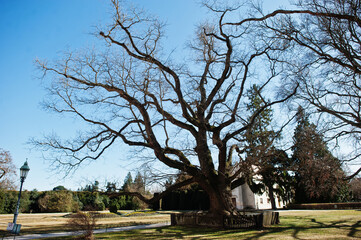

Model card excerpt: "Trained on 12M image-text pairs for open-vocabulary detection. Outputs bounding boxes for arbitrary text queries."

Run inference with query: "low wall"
[171,211,279,229]
[287,202,361,210]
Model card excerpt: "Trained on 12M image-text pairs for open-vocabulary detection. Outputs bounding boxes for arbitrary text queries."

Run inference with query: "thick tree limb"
[231,177,246,190]
[226,9,361,28]
[343,166,361,181]
[0,168,5,179]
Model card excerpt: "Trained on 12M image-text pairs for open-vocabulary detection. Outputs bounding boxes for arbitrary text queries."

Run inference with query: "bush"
[38,191,80,213]
[75,192,105,211]
[109,200,119,214]
[0,189,145,213]
[0,191,20,214]
[0,189,40,214]
[0,189,6,213]
[67,211,98,240]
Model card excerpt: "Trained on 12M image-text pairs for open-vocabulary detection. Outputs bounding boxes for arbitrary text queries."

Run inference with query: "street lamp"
[13,160,30,225]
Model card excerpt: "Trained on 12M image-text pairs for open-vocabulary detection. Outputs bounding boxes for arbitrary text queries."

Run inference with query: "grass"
[1,210,360,239]
[95,210,361,239]
[95,211,361,239]
[119,210,158,217]
[49,210,361,240]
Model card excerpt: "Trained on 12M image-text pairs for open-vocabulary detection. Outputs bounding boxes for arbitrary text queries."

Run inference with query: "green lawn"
[43,210,361,240]
[95,210,361,239]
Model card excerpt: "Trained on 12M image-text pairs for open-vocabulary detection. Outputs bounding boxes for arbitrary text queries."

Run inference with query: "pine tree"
[122,172,133,191]
[292,106,346,203]
[133,172,145,194]
[244,85,293,209]
[106,182,117,193]
[245,85,275,161]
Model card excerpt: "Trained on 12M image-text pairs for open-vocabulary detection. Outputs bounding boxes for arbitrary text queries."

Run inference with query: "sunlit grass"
[93,210,361,240]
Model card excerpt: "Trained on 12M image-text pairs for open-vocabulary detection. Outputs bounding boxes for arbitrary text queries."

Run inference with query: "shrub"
[75,192,106,211]
[2,191,18,214]
[109,200,119,214]
[38,191,80,212]
[67,211,98,240]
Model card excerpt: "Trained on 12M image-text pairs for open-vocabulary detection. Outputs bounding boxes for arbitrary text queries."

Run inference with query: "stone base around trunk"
[171,211,279,229]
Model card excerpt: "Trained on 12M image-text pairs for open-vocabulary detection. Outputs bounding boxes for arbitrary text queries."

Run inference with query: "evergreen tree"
[255,148,294,209]
[80,181,100,192]
[106,182,117,193]
[133,172,145,194]
[244,85,293,209]
[93,181,99,192]
[244,85,275,160]
[122,172,133,191]
[292,107,346,203]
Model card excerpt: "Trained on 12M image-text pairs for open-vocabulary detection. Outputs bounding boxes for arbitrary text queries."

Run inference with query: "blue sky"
[0,0,289,191]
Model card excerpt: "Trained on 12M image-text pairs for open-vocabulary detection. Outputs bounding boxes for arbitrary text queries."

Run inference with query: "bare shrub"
[66,211,98,240]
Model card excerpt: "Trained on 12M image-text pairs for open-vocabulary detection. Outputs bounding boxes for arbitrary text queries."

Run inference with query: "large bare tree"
[0,148,17,190]
[36,0,296,216]
[226,0,361,178]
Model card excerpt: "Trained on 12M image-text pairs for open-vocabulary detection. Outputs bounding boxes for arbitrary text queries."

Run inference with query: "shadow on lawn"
[133,216,361,240]
[5,215,360,240]
[239,217,361,240]
[21,218,361,240]
[348,221,361,238]
[101,219,361,240]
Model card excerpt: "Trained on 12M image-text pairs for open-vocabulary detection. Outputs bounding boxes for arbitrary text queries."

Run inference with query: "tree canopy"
[34,0,361,214]
[227,0,361,178]
[35,0,298,215]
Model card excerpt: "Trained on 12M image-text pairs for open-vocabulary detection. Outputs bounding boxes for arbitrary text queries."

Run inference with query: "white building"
[231,183,285,210]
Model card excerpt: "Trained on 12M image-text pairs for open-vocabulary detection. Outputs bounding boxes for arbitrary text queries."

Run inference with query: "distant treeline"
[0,189,140,214]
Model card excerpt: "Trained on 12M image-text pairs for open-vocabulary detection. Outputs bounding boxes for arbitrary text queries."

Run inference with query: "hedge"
[287,202,361,209]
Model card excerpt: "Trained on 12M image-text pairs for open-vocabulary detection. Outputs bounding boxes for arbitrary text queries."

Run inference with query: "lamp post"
[13,160,30,225]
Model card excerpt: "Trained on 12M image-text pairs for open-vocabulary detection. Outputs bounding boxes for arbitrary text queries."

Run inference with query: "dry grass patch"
[0,211,170,235]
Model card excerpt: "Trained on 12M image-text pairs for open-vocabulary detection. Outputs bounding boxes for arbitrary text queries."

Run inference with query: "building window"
[260,198,263,204]
[267,198,270,203]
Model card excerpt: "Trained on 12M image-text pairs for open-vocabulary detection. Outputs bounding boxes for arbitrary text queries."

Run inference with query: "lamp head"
[20,161,30,180]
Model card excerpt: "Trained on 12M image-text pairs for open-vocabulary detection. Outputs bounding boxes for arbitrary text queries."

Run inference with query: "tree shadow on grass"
[348,221,361,238]
[159,217,359,240]
[240,217,361,240]
[96,216,361,239]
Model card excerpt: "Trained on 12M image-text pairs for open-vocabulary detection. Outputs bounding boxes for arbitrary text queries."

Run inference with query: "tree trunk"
[200,179,237,216]
[268,187,277,210]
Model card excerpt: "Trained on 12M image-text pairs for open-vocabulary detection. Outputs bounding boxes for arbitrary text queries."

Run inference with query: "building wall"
[254,191,285,209]
[231,183,244,209]
[241,184,256,209]
[232,184,285,210]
